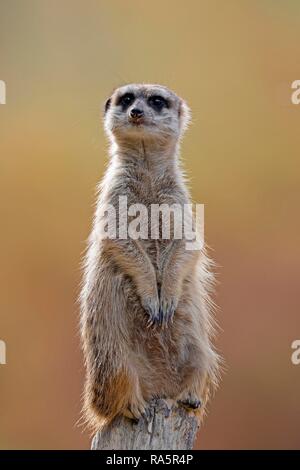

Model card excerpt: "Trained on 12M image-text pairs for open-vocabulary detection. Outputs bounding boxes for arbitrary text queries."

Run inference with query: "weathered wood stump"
[91,398,199,450]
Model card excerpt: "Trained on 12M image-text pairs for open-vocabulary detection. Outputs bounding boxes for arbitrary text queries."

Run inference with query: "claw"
[143,293,178,328]
[178,397,202,410]
[142,296,159,326]
[141,406,152,421]
[159,296,177,327]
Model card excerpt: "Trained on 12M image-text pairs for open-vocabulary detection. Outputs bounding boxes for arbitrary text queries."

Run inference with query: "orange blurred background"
[0,0,300,449]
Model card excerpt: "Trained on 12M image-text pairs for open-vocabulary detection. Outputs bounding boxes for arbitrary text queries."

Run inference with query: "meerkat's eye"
[148,95,169,111]
[118,93,135,108]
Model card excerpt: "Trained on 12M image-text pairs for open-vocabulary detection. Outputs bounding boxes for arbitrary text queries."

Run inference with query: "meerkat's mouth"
[128,118,145,127]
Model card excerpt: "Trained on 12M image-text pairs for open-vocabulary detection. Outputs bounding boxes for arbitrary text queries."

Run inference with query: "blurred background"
[0,0,300,449]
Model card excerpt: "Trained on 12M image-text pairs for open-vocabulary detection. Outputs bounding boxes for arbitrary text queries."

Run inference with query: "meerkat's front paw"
[141,295,160,325]
[159,293,178,325]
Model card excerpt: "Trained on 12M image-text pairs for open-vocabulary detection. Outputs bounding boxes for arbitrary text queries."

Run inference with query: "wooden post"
[91,398,199,450]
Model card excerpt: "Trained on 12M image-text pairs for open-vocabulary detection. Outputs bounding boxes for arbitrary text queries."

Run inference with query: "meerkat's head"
[104,84,190,145]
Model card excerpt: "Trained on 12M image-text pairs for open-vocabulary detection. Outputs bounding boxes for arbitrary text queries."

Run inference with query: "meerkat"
[80,83,220,432]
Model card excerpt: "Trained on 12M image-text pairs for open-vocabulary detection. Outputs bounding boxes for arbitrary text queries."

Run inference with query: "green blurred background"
[0,0,300,449]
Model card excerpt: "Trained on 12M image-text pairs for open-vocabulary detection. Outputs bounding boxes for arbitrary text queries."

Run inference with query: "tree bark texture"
[91,398,199,450]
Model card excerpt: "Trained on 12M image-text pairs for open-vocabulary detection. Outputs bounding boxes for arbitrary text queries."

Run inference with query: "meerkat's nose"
[130,108,144,119]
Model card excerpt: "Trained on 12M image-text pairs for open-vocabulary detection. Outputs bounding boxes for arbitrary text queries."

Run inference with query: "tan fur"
[80,84,220,432]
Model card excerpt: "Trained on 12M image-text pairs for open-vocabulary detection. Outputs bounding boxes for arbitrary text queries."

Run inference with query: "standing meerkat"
[80,83,220,432]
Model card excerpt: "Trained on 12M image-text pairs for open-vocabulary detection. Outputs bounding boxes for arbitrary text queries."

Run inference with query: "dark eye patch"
[148,95,169,111]
[117,92,135,109]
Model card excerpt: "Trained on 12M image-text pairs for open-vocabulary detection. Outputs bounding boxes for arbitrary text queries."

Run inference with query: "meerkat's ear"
[104,97,112,114]
[178,99,191,134]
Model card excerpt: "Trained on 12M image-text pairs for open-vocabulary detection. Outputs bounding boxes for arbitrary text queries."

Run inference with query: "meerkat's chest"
[126,170,180,204]
[121,174,186,268]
